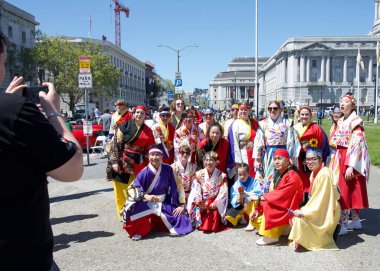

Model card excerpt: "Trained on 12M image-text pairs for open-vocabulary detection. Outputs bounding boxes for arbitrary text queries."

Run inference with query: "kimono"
[289,167,341,251]
[123,163,193,237]
[187,168,228,232]
[199,121,213,135]
[108,109,133,135]
[223,118,236,138]
[151,121,175,164]
[227,118,259,178]
[171,160,197,205]
[225,177,261,226]
[174,124,205,163]
[294,121,328,193]
[329,111,370,210]
[252,166,303,237]
[198,137,229,173]
[252,117,300,193]
[171,114,183,130]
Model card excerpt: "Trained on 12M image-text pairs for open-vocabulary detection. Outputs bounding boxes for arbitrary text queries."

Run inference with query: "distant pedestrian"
[317,108,324,125]
[99,108,112,137]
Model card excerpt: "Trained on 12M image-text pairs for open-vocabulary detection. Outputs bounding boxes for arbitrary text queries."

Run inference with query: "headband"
[342,95,357,104]
[135,105,147,113]
[149,148,163,155]
[239,105,250,110]
[299,105,312,113]
[159,110,170,115]
[273,149,290,159]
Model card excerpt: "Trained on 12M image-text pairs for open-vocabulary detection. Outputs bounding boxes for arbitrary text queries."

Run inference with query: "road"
[49,155,380,271]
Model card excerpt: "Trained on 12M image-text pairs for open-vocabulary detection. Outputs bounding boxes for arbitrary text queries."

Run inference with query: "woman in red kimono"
[294,105,326,199]
[198,122,229,173]
[109,105,155,220]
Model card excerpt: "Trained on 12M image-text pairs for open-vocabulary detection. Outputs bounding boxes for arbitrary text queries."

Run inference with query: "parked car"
[72,123,103,149]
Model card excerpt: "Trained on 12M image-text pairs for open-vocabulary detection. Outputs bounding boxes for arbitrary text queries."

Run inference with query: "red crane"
[112,0,129,47]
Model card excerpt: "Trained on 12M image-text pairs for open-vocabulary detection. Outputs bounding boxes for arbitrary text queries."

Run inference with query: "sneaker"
[131,234,142,241]
[338,224,348,235]
[347,219,362,230]
[256,236,279,245]
[239,215,247,224]
[244,223,255,232]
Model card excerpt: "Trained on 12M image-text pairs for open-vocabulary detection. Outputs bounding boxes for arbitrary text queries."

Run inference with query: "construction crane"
[112,0,129,47]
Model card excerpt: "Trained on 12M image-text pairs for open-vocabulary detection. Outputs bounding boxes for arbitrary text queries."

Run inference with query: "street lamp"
[157,43,198,73]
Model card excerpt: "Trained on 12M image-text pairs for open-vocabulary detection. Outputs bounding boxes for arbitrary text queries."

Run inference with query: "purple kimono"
[127,163,192,235]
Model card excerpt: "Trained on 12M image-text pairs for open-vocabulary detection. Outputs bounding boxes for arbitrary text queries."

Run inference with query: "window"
[8,26,12,39]
[312,60,317,68]
[22,31,26,44]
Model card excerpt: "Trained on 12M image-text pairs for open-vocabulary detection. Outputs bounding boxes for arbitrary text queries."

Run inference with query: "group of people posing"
[105,92,370,252]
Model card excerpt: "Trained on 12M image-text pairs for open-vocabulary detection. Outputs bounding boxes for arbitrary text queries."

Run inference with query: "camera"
[22,86,49,104]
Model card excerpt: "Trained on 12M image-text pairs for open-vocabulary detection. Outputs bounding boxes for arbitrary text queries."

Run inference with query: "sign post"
[79,56,92,165]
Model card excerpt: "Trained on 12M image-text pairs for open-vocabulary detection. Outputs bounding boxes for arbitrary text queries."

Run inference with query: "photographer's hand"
[5,76,26,94]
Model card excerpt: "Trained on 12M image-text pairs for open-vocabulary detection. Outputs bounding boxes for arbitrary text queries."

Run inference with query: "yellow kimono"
[289,167,341,251]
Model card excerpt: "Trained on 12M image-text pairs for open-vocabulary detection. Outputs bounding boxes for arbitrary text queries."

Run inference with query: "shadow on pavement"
[50,188,113,203]
[51,214,98,225]
[54,231,115,252]
[336,208,380,249]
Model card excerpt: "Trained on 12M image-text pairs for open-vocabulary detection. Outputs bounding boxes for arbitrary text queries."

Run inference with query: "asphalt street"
[48,154,380,271]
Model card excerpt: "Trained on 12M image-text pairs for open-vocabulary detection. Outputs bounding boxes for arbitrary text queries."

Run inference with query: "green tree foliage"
[32,35,120,111]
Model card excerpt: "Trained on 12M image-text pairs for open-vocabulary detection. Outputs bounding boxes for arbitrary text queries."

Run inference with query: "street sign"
[175,72,181,79]
[83,121,93,136]
[168,89,174,100]
[174,79,182,87]
[78,74,93,88]
[175,87,183,93]
[79,56,91,74]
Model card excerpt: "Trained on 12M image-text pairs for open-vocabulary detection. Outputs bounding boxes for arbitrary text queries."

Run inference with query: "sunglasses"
[176,103,184,106]
[231,108,238,111]
[205,113,214,116]
[305,157,319,162]
[180,151,191,155]
[268,107,279,111]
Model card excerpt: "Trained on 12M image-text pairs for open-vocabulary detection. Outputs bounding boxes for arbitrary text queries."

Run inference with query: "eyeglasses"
[305,157,319,162]
[231,108,238,111]
[176,103,184,106]
[160,114,171,118]
[205,113,214,116]
[184,116,194,120]
[268,107,279,111]
[180,151,191,156]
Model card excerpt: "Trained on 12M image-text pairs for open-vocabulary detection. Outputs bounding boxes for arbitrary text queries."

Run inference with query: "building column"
[320,56,325,82]
[368,56,373,82]
[287,55,295,83]
[282,60,287,83]
[326,56,331,82]
[376,1,379,20]
[306,56,310,82]
[343,56,348,83]
[300,55,305,82]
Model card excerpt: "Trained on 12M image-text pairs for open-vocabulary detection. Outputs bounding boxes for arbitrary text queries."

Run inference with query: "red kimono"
[261,167,303,230]
[294,122,324,193]
[199,137,229,174]
[152,121,175,164]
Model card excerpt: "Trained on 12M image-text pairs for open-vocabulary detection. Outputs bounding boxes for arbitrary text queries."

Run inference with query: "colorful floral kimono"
[294,122,328,193]
[253,117,300,193]
[225,177,261,226]
[289,167,341,251]
[109,109,133,135]
[227,118,259,178]
[171,160,197,205]
[151,120,175,164]
[329,111,370,210]
[174,124,205,163]
[123,164,193,237]
[187,168,228,232]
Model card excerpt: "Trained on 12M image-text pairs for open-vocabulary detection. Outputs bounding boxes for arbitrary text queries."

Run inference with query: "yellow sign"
[79,56,91,73]
[80,61,91,69]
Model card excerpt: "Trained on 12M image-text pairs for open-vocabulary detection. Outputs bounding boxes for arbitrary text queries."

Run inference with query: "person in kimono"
[170,98,185,130]
[253,100,300,194]
[151,106,175,164]
[293,105,328,201]
[198,122,229,173]
[227,102,259,179]
[225,163,261,230]
[174,110,205,164]
[224,103,239,138]
[108,99,133,138]
[171,144,197,206]
[199,108,216,135]
[122,145,193,240]
[329,93,370,235]
[187,151,228,233]
[108,105,155,220]
[251,149,303,245]
[289,148,341,251]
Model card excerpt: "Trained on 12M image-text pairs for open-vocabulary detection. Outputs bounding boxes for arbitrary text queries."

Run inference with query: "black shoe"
[333,224,341,241]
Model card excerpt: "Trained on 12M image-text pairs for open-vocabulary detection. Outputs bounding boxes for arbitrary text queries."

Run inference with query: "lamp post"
[157,43,198,73]
[255,0,259,118]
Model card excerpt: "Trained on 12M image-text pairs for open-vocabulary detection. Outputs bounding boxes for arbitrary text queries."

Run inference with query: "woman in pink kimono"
[187,151,228,233]
[329,92,370,235]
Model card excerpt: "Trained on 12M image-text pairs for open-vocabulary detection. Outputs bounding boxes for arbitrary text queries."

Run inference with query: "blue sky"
[7,0,375,90]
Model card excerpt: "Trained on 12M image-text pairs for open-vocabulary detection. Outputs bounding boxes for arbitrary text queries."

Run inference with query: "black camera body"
[22,86,49,104]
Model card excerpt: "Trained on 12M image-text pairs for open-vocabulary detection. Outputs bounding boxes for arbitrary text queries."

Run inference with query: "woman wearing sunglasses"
[223,103,239,138]
[170,98,186,129]
[253,100,300,194]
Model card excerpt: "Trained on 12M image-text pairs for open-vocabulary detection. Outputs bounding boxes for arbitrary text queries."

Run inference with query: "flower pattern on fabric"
[309,138,319,148]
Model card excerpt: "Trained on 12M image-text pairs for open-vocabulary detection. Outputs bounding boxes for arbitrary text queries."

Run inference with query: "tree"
[32,35,120,112]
